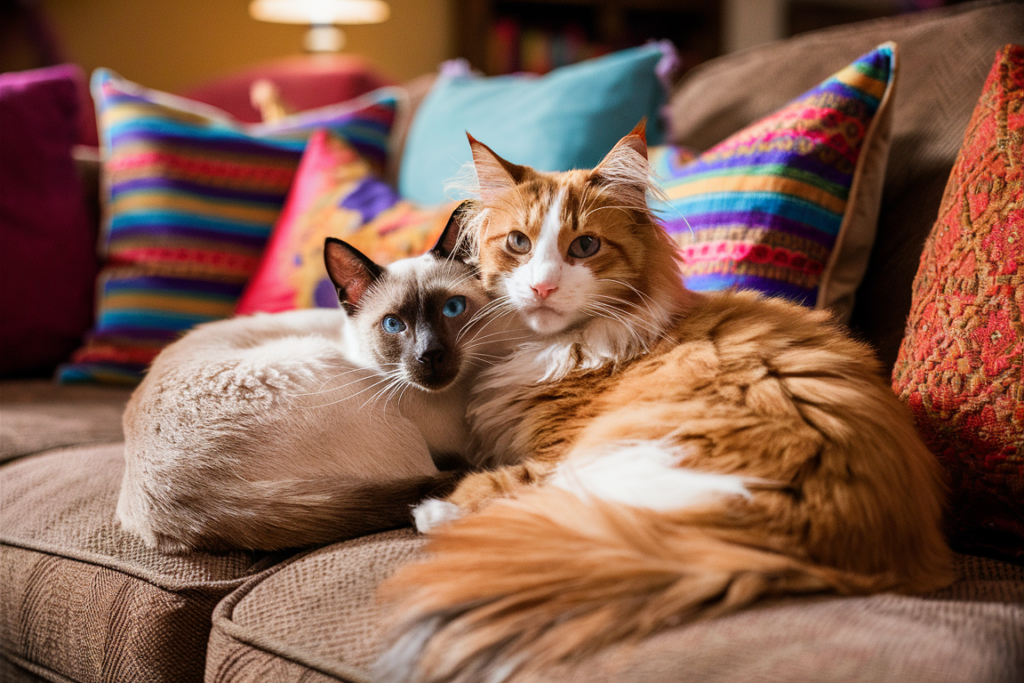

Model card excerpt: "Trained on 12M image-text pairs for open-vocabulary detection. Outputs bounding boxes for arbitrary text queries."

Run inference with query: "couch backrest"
[665,0,1024,372]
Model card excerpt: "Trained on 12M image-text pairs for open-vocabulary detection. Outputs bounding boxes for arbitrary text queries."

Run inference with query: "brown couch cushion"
[206,529,1024,683]
[665,0,1024,372]
[0,444,289,682]
[0,380,132,464]
[206,530,422,683]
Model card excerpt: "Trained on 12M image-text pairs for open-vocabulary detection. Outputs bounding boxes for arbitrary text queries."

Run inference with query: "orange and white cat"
[375,123,953,683]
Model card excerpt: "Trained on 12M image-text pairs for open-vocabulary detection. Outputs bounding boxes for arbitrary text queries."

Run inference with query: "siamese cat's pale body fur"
[118,211,513,553]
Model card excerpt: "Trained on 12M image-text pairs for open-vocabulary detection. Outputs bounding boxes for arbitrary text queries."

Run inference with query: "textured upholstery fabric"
[665,0,1024,371]
[206,530,422,683]
[0,444,289,682]
[650,43,896,321]
[206,529,1024,683]
[0,380,131,464]
[892,45,1023,561]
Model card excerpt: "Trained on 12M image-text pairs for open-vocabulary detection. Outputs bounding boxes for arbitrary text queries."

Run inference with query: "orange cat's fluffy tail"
[375,488,933,683]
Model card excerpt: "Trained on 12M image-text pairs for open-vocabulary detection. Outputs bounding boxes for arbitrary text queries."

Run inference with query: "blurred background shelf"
[456,0,722,76]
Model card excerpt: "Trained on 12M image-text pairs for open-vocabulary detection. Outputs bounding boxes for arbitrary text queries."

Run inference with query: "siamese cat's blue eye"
[382,315,406,334]
[443,296,467,318]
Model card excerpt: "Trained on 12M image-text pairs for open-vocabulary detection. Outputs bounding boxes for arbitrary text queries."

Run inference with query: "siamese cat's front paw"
[413,498,463,533]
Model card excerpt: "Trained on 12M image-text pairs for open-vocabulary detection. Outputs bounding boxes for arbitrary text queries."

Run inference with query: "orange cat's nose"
[531,283,558,299]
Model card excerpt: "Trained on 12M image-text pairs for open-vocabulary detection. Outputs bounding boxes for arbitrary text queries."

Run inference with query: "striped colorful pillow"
[650,43,897,322]
[58,70,402,384]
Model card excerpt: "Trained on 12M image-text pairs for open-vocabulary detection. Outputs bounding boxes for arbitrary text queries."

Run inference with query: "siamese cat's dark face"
[325,204,488,392]
[351,255,486,391]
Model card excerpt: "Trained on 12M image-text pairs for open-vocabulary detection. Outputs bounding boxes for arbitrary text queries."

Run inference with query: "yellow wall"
[42,0,455,92]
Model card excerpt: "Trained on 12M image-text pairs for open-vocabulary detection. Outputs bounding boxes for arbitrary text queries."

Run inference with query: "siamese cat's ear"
[468,133,530,205]
[430,200,473,263]
[588,119,650,211]
[324,238,384,315]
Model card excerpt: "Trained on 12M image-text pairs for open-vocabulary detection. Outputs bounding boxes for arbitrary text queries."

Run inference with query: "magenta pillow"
[0,64,97,377]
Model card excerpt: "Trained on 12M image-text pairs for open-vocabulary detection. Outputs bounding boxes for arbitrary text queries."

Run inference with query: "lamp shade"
[249,0,389,25]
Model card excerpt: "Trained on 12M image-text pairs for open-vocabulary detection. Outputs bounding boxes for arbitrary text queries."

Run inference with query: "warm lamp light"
[249,0,390,52]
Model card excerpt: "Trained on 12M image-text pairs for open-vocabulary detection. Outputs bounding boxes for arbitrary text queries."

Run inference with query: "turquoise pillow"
[399,44,671,206]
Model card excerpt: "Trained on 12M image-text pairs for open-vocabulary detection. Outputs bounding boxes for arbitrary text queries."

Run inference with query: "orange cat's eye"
[506,231,531,254]
[568,235,600,259]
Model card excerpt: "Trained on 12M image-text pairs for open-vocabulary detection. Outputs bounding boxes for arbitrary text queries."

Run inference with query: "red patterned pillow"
[892,45,1023,562]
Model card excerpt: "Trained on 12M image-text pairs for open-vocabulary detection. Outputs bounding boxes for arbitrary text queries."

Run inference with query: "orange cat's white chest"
[465,345,558,467]
[465,329,641,468]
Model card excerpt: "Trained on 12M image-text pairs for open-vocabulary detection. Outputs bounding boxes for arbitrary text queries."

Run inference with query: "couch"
[2,2,1022,682]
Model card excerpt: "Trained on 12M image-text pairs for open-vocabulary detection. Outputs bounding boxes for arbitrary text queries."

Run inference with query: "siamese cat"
[118,207,518,553]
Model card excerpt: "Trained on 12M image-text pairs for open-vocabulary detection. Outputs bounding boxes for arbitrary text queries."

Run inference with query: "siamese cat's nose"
[417,347,446,375]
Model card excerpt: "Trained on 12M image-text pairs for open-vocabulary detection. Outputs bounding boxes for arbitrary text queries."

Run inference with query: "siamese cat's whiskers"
[457,296,517,343]
[288,364,394,397]
[463,294,513,328]
[361,371,412,413]
[302,372,397,411]
[460,328,533,348]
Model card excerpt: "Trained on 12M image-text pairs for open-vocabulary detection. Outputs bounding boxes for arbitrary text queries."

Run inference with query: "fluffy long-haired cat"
[375,123,953,682]
[118,207,518,553]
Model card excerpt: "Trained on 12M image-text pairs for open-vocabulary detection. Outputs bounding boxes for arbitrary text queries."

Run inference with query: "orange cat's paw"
[412,498,464,533]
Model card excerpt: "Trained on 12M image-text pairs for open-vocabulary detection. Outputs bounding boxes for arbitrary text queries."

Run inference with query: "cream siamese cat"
[118,207,518,553]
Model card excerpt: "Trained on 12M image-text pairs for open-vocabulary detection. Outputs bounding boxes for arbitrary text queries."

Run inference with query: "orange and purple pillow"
[237,130,457,315]
[650,43,897,322]
[58,71,402,384]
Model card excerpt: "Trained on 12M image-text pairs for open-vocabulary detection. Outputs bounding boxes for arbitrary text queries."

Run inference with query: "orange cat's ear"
[589,119,651,209]
[468,133,529,205]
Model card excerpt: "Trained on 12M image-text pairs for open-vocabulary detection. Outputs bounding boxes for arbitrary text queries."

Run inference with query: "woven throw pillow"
[237,130,458,315]
[649,43,897,322]
[58,70,403,384]
[892,44,1023,562]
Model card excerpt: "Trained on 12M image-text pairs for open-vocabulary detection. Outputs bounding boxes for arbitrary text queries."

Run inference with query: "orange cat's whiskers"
[596,278,659,311]
[586,298,672,346]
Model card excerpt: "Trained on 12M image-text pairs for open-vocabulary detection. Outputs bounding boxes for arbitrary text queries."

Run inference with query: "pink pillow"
[0,64,97,376]
[237,130,458,315]
[236,130,400,314]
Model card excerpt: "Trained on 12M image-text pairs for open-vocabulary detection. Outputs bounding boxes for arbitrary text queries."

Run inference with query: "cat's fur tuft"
[374,123,953,682]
